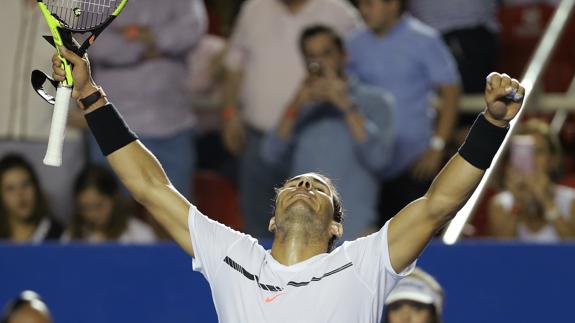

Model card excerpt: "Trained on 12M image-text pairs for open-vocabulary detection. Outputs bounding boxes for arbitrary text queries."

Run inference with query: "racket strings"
[45,0,119,31]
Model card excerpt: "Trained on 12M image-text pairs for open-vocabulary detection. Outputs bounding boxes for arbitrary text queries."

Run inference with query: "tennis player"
[51,48,524,322]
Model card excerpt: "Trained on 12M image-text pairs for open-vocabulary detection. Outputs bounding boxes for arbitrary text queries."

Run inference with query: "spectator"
[0,0,85,223]
[88,0,208,199]
[187,34,227,124]
[488,119,575,242]
[384,268,444,323]
[62,165,156,243]
[222,0,362,238]
[347,0,460,225]
[262,25,395,240]
[0,154,62,243]
[1,290,52,323]
[409,0,499,93]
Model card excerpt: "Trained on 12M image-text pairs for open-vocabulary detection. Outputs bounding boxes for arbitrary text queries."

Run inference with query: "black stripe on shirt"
[222,256,353,291]
[286,262,353,287]
[223,256,284,292]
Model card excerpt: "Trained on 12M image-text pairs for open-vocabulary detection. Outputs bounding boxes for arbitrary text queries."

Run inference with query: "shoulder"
[553,184,575,211]
[554,184,575,198]
[346,27,371,45]
[403,15,441,40]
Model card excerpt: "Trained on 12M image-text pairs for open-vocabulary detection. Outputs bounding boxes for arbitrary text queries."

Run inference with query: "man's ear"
[329,221,343,239]
[268,217,277,233]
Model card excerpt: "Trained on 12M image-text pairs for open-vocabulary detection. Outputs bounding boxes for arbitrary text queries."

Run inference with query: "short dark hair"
[0,154,53,239]
[383,0,407,14]
[299,24,345,56]
[273,173,344,252]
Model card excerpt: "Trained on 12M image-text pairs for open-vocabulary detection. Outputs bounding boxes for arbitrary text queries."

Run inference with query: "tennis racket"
[34,0,128,167]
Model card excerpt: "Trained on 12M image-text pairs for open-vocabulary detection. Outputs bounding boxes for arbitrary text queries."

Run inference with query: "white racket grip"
[43,85,72,167]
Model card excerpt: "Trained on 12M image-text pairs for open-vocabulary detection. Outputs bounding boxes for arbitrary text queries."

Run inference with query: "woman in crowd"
[384,268,444,323]
[0,154,62,242]
[488,119,575,242]
[63,165,156,243]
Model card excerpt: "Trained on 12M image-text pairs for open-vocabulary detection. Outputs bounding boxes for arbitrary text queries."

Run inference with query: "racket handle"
[43,85,72,167]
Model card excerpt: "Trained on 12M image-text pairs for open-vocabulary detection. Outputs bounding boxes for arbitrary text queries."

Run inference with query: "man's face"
[357,0,399,33]
[273,173,335,229]
[302,33,345,77]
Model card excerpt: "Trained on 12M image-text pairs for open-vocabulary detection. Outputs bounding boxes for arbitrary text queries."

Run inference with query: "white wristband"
[430,136,446,151]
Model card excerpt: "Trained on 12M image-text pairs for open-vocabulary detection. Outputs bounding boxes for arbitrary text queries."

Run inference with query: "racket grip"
[43,85,72,167]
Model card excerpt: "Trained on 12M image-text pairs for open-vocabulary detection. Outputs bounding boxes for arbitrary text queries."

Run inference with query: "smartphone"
[307,61,323,76]
[510,135,535,174]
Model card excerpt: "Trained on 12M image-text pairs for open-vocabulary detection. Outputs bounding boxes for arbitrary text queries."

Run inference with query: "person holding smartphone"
[488,119,575,242]
[260,25,396,240]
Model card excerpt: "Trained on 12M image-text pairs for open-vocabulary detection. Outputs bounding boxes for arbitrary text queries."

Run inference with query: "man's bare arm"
[388,73,525,273]
[107,142,193,255]
[53,48,194,256]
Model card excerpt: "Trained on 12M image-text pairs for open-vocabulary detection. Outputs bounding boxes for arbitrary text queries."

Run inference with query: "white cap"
[385,268,443,314]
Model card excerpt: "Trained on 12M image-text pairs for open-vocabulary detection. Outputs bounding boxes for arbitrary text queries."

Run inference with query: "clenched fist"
[484,72,525,127]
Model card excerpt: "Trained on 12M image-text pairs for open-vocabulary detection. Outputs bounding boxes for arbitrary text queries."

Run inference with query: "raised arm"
[387,73,525,272]
[52,48,194,256]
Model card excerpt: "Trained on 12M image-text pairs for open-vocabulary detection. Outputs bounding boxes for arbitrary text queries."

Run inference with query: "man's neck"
[282,0,309,14]
[372,15,401,38]
[270,231,329,266]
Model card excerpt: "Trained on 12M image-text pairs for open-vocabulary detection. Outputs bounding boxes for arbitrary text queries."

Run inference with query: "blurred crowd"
[1,0,575,245]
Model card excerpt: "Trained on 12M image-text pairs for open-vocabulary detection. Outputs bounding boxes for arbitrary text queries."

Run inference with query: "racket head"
[38,0,128,33]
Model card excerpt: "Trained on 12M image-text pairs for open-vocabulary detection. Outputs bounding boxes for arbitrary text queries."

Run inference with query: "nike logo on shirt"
[264,293,286,303]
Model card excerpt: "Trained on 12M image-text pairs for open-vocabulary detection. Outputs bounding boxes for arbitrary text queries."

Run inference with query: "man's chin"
[285,199,315,215]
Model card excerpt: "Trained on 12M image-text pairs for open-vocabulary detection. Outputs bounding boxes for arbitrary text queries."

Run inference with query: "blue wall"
[1,241,573,323]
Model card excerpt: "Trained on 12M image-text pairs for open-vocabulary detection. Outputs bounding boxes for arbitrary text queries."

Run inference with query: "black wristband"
[79,87,106,110]
[458,113,508,170]
[85,104,138,156]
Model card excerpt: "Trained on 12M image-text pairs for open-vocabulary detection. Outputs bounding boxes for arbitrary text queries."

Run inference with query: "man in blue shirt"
[347,0,460,225]
[262,25,395,240]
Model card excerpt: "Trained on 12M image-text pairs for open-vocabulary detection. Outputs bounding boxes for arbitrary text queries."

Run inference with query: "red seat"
[194,170,244,231]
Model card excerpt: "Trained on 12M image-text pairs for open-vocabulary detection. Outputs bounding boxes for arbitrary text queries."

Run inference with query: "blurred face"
[271,173,338,237]
[8,304,52,323]
[387,301,434,323]
[302,33,345,77]
[1,168,36,221]
[77,188,114,228]
[357,0,400,35]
